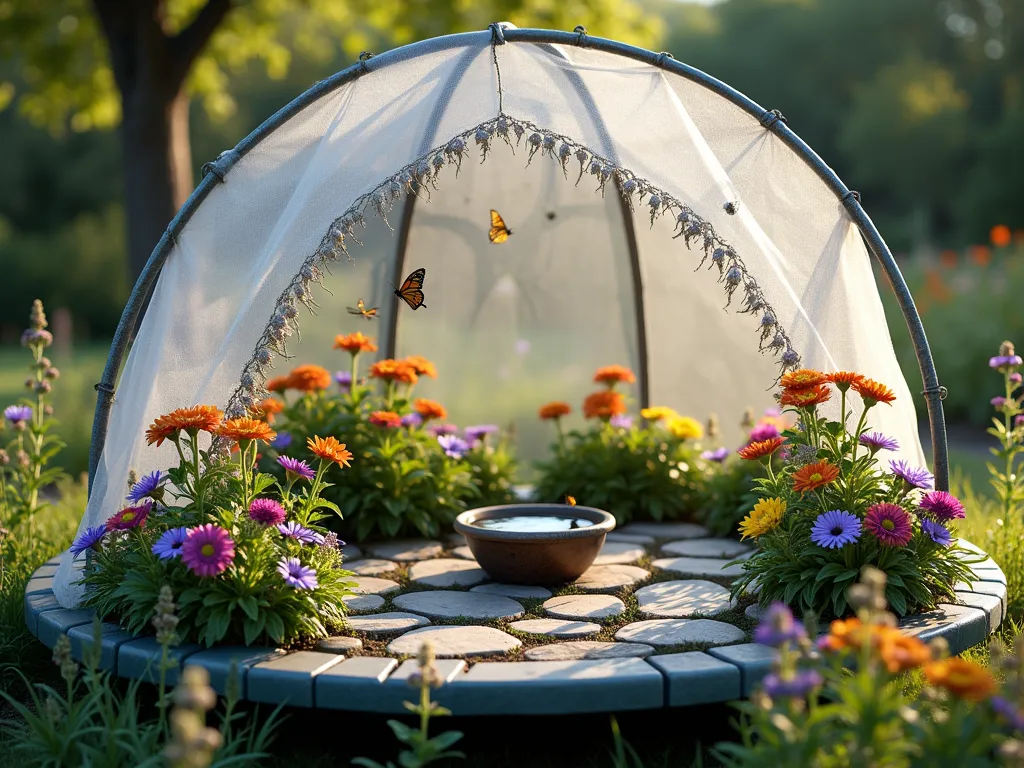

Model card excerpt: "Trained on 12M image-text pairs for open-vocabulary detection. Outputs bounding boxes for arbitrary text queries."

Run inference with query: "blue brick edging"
[23,541,1006,715]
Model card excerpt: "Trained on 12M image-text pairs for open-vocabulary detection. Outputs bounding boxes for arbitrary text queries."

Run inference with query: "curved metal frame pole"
[88,26,947,496]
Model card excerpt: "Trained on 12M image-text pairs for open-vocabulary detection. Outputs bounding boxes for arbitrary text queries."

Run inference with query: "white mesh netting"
[54,28,924,607]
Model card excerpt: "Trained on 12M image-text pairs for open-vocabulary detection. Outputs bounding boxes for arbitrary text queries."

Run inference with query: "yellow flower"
[640,406,679,422]
[738,497,786,539]
[666,415,704,440]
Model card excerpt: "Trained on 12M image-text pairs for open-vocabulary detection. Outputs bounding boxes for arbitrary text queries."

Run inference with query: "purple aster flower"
[334,371,352,391]
[401,412,423,428]
[278,455,315,481]
[889,459,935,490]
[127,470,164,503]
[278,521,325,545]
[859,432,899,453]
[428,423,459,437]
[754,602,806,647]
[920,518,952,547]
[70,526,106,558]
[277,557,318,589]
[748,422,781,442]
[810,510,861,549]
[701,447,729,463]
[992,396,1008,410]
[609,414,633,429]
[864,503,913,547]
[990,355,1023,370]
[152,527,189,560]
[465,424,499,442]
[249,498,287,526]
[918,490,966,521]
[437,434,469,459]
[992,696,1024,732]
[271,431,293,450]
[762,669,822,699]
[4,405,32,426]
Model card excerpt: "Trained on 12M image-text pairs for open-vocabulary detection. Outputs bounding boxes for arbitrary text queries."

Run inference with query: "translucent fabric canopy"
[55,25,937,607]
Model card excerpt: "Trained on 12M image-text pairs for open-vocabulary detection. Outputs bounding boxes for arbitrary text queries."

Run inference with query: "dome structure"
[55,24,947,607]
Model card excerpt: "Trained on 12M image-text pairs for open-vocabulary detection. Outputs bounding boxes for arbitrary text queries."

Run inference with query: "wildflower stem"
[350,352,360,403]
[1002,368,1015,521]
[419,673,430,741]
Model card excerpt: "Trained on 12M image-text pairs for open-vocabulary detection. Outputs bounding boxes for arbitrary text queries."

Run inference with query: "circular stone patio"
[26,526,1006,716]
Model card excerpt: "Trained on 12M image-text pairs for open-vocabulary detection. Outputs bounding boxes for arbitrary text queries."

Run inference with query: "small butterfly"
[561,494,577,507]
[346,299,379,321]
[488,209,513,244]
[394,267,427,310]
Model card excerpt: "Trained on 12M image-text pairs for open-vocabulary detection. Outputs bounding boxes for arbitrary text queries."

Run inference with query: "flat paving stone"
[367,539,443,562]
[470,583,552,599]
[346,612,430,636]
[593,541,646,565]
[615,619,746,647]
[343,594,385,613]
[351,577,401,595]
[606,532,656,546]
[708,643,778,695]
[248,651,343,708]
[509,619,602,638]
[393,591,524,620]
[451,546,477,561]
[745,604,766,622]
[524,641,654,661]
[572,565,649,593]
[345,559,398,576]
[648,651,742,706]
[653,557,745,579]
[388,625,521,658]
[444,533,466,548]
[317,636,364,654]
[407,558,489,588]
[619,522,709,540]
[635,580,735,618]
[661,538,752,559]
[543,594,625,620]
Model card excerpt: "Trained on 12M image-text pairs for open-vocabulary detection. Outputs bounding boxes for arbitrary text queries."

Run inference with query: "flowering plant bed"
[79,408,355,646]
[732,370,975,618]
[257,333,516,541]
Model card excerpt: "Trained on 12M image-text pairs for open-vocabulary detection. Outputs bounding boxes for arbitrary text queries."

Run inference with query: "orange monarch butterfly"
[561,494,577,506]
[346,298,379,320]
[393,267,427,310]
[488,209,513,244]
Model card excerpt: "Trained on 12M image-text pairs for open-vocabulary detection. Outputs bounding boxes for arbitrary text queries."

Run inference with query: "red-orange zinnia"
[779,369,828,390]
[307,435,354,467]
[287,364,332,392]
[878,629,931,674]
[403,356,438,379]
[265,376,290,393]
[792,461,840,492]
[827,371,866,391]
[539,402,571,420]
[145,405,224,446]
[779,385,832,408]
[582,391,627,420]
[414,398,447,421]
[593,365,636,386]
[924,657,996,701]
[852,377,896,406]
[737,437,785,460]
[369,410,402,428]
[216,417,276,443]
[369,359,419,385]
[333,332,378,354]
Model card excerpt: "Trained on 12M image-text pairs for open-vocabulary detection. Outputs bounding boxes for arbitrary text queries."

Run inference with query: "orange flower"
[334,332,378,354]
[827,371,866,391]
[287,364,332,392]
[792,460,840,492]
[582,391,627,420]
[939,249,958,268]
[593,365,636,386]
[145,405,224,446]
[539,402,571,420]
[970,244,991,266]
[779,369,828,390]
[403,356,438,379]
[878,629,931,674]
[779,385,831,408]
[369,359,419,385]
[737,437,785,460]
[369,410,402,428]
[924,657,996,701]
[414,398,447,421]
[216,417,276,443]
[307,435,353,467]
[991,224,1012,248]
[265,376,290,393]
[818,617,870,652]
[852,377,896,406]
[251,398,284,422]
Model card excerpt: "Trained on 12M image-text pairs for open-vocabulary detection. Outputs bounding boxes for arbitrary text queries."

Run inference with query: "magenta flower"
[249,498,286,526]
[864,503,913,547]
[181,524,235,577]
[748,422,781,442]
[278,455,315,481]
[70,526,106,558]
[152,527,189,560]
[990,355,1023,370]
[992,396,1008,410]
[105,502,152,532]
[464,424,499,442]
[1012,373,1023,386]
[428,424,459,437]
[609,414,633,429]
[278,557,318,589]
[918,490,966,521]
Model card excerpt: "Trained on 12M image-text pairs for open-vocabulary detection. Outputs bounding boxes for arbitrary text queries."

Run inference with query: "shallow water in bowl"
[472,515,595,532]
